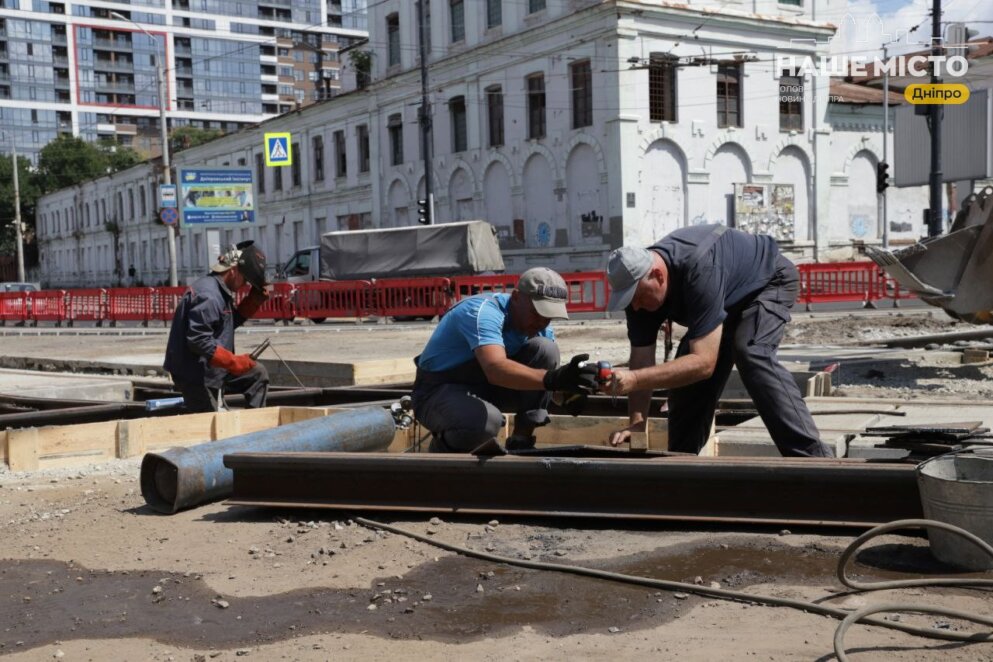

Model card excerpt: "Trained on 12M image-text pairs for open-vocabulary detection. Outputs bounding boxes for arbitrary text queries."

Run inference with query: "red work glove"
[236,287,270,319]
[209,346,256,376]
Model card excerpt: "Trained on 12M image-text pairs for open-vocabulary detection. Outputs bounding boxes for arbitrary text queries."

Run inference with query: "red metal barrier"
[373,277,453,319]
[450,274,520,302]
[295,280,372,320]
[66,288,107,326]
[108,287,153,325]
[28,290,67,326]
[258,282,296,321]
[0,291,28,325]
[798,262,882,309]
[151,286,189,324]
[563,271,608,313]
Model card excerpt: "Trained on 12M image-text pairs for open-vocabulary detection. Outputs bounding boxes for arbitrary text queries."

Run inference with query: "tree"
[0,153,42,256]
[34,135,111,192]
[101,142,142,172]
[170,125,224,152]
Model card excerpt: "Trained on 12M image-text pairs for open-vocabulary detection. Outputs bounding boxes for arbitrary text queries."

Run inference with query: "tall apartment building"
[0,0,369,162]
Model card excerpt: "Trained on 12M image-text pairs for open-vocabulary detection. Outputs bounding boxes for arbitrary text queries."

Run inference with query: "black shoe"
[505,433,537,451]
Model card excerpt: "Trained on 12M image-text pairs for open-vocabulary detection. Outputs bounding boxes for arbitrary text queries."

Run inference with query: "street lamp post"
[11,142,25,282]
[1,131,25,282]
[110,12,178,286]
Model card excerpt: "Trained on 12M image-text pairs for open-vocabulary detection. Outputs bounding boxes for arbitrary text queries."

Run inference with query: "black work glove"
[543,353,598,394]
[563,392,588,417]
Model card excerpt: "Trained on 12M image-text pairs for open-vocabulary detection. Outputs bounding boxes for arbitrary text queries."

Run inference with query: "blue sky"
[827,0,993,55]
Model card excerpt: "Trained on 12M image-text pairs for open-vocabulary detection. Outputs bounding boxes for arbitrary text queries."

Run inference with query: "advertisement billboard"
[178,168,256,228]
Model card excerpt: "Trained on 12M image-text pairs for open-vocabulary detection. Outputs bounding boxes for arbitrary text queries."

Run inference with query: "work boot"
[505,433,537,451]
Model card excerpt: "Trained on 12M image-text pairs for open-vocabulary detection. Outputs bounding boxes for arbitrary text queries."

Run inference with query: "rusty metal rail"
[224,452,922,527]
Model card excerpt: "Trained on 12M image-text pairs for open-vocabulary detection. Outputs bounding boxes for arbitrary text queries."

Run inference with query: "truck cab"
[278,247,320,283]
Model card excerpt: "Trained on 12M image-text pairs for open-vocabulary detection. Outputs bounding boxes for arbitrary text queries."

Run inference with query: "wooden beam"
[6,427,39,472]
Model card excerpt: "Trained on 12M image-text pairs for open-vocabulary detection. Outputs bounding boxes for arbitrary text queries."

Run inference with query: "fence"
[0,264,913,327]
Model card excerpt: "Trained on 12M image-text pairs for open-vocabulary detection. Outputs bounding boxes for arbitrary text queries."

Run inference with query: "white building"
[36,0,941,287]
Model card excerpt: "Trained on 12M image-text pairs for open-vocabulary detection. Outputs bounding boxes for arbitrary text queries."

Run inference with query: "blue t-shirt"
[417,293,555,372]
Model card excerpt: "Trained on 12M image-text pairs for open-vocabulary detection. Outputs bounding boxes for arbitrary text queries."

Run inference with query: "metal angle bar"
[224,453,922,527]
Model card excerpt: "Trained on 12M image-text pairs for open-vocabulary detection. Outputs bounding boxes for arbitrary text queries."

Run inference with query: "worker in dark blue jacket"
[605,226,833,458]
[164,240,270,413]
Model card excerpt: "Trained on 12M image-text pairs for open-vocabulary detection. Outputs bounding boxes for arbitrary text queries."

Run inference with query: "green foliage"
[170,125,225,152]
[34,135,113,193]
[0,153,41,255]
[349,49,373,87]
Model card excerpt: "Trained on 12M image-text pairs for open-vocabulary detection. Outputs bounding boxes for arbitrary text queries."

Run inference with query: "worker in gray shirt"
[604,225,833,458]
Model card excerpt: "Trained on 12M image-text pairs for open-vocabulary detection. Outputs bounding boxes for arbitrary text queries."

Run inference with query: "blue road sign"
[160,207,179,225]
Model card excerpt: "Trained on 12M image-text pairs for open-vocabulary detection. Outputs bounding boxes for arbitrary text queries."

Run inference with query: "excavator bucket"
[867,187,993,323]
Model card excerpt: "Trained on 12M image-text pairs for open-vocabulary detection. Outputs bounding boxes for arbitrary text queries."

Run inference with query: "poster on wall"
[178,168,256,228]
[733,183,795,242]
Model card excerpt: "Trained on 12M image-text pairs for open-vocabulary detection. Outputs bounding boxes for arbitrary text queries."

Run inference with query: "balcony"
[51,32,67,45]
[93,59,134,73]
[174,44,192,56]
[174,65,193,77]
[93,38,133,51]
[94,81,136,93]
[54,75,70,88]
[52,55,68,67]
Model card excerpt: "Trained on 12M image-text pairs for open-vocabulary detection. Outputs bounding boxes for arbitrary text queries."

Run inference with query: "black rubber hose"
[354,517,993,657]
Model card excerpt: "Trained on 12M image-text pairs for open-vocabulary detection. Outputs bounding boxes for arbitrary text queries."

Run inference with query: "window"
[717,63,742,128]
[570,60,592,129]
[388,113,404,165]
[357,124,370,173]
[334,130,347,177]
[779,69,803,132]
[486,0,501,29]
[255,152,265,193]
[273,162,283,191]
[386,13,400,67]
[528,0,546,13]
[450,0,464,43]
[649,53,677,122]
[486,85,504,147]
[527,73,546,139]
[449,96,467,153]
[291,142,301,187]
[312,135,324,181]
[139,186,146,216]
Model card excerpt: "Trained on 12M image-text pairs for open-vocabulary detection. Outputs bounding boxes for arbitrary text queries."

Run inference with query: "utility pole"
[927,0,943,237]
[11,142,25,282]
[416,0,434,225]
[882,43,890,249]
[111,12,178,286]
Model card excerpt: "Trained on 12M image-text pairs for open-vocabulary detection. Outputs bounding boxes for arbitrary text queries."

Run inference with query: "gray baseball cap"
[518,267,569,320]
[606,246,654,311]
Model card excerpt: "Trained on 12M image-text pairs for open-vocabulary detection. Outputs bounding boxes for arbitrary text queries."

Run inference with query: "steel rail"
[224,452,922,527]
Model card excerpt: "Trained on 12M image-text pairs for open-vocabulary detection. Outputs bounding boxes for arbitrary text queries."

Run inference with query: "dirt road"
[2,461,992,661]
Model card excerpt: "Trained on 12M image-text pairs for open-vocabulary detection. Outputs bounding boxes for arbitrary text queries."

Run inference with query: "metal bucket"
[917,448,993,570]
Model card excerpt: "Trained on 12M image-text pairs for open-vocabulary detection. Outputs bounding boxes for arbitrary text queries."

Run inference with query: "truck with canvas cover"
[278,221,505,321]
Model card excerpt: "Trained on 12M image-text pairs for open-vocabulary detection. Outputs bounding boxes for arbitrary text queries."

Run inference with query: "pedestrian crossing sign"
[264,132,292,167]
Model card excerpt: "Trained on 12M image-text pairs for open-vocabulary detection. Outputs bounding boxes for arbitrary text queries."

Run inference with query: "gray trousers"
[177,363,270,413]
[668,257,834,458]
[412,337,559,453]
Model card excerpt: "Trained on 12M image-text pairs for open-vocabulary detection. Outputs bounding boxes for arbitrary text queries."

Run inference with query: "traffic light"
[417,198,431,225]
[876,161,890,193]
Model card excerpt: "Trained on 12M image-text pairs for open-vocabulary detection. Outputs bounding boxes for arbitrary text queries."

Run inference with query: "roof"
[829,79,905,105]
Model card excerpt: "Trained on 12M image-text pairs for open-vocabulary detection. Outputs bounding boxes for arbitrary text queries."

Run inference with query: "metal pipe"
[141,406,395,514]
[224,453,922,527]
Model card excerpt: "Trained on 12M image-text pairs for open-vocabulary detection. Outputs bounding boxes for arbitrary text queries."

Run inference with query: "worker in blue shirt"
[412,267,598,453]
